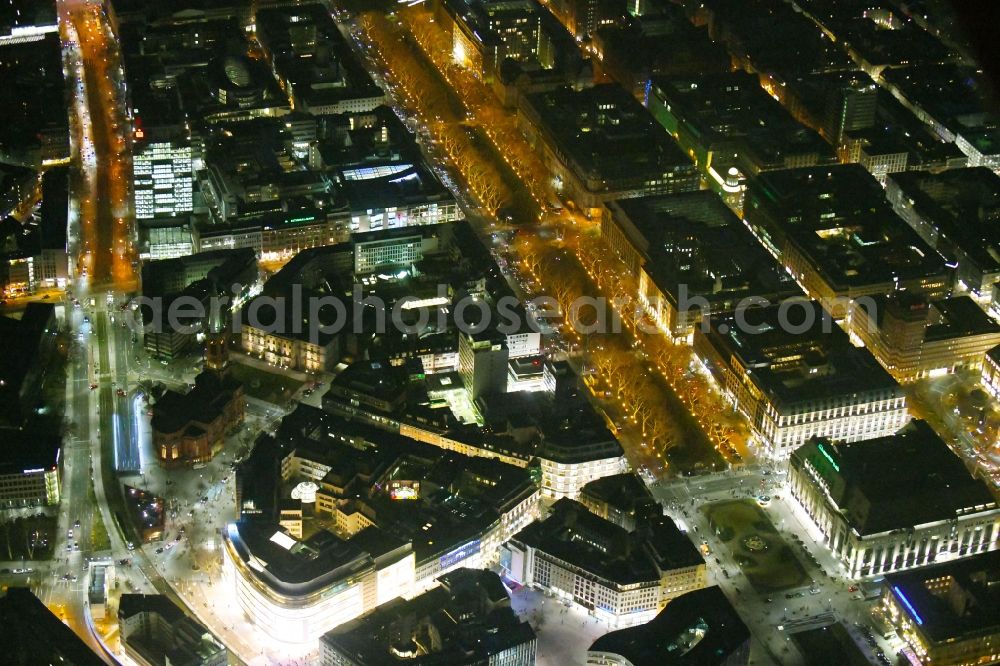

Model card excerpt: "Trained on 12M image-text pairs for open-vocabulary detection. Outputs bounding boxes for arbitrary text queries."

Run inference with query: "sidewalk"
[229,351,310,382]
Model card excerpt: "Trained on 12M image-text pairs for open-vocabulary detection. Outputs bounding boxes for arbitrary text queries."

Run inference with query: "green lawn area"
[703,499,808,593]
[88,481,111,552]
[228,362,304,405]
[90,510,111,552]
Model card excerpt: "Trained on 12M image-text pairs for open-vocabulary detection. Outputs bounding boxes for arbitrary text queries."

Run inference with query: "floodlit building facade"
[850,293,1000,383]
[222,521,415,644]
[789,421,1000,579]
[503,499,706,628]
[882,550,1000,666]
[982,345,1000,399]
[694,301,909,458]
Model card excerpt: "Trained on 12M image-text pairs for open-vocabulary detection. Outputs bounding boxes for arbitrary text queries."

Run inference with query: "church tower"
[205,294,229,373]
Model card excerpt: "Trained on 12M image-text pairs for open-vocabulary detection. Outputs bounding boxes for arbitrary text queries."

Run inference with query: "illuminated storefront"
[222,522,415,644]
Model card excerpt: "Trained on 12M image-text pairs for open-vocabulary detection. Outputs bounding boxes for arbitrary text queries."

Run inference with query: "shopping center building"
[222,521,415,644]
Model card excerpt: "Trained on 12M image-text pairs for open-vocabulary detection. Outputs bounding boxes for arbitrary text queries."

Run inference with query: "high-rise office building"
[825,75,878,144]
[459,329,509,401]
[133,139,194,219]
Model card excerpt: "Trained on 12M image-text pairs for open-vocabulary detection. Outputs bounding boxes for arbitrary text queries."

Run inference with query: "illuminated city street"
[4,0,1000,665]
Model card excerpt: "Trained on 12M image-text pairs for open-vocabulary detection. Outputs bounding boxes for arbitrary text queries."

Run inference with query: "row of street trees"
[515,235,685,464]
[573,232,746,463]
[358,12,510,215]
[357,7,744,471]
[406,8,552,208]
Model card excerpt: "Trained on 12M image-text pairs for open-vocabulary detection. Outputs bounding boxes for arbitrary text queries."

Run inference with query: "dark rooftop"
[580,472,658,523]
[857,293,1000,343]
[792,420,997,535]
[141,247,257,298]
[959,127,1000,156]
[700,301,900,406]
[0,163,37,203]
[523,84,695,190]
[845,119,965,172]
[589,586,750,665]
[38,166,69,250]
[591,7,730,92]
[1,587,105,666]
[790,623,871,666]
[885,549,1000,645]
[227,520,409,596]
[649,71,836,169]
[118,593,225,665]
[609,191,800,313]
[538,412,623,464]
[0,302,56,421]
[321,568,535,665]
[887,168,1000,276]
[0,428,60,475]
[257,405,538,565]
[511,499,701,586]
[0,33,67,158]
[746,165,948,290]
[881,64,994,138]
[696,0,852,75]
[236,432,283,520]
[118,593,186,623]
[254,4,382,107]
[803,5,955,69]
[926,296,1000,341]
[329,360,410,406]
[151,369,242,437]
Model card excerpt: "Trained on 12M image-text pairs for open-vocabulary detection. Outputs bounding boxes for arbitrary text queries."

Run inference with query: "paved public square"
[509,585,610,665]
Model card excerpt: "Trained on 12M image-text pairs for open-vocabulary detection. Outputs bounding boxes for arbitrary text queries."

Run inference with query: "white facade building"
[353,233,438,275]
[538,453,628,499]
[222,522,415,644]
[505,330,542,359]
[503,500,707,629]
[788,422,1000,579]
[693,301,909,459]
[347,200,462,234]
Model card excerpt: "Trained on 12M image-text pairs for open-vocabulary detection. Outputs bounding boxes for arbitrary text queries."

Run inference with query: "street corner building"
[881,549,1000,666]
[788,420,1000,579]
[319,568,536,666]
[222,520,416,644]
[501,497,707,628]
[693,300,909,459]
[150,367,245,466]
[586,586,751,666]
[118,593,227,666]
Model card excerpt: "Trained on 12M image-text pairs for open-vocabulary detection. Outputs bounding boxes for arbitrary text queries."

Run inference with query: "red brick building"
[151,369,244,466]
